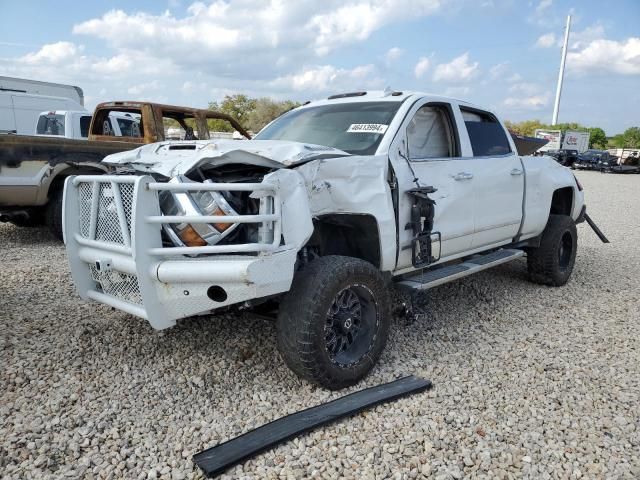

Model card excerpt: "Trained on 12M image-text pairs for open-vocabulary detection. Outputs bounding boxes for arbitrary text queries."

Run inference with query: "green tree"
[208,94,258,132]
[587,127,607,149]
[245,98,300,132]
[622,127,640,148]
[504,119,547,136]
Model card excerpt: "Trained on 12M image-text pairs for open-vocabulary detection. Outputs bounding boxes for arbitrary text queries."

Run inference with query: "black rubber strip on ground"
[193,375,433,477]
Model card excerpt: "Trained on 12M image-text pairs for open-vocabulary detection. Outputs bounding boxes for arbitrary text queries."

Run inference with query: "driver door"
[392,101,475,271]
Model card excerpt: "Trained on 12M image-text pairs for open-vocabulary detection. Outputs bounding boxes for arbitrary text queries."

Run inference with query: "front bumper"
[63,174,310,329]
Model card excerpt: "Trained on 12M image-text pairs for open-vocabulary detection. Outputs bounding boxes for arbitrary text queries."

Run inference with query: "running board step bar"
[193,376,432,477]
[396,248,524,291]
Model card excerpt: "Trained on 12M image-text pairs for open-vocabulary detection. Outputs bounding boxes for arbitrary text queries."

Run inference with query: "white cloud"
[71,2,444,72]
[489,62,508,79]
[127,80,161,96]
[308,0,442,56]
[433,53,479,82]
[384,47,404,64]
[507,73,523,83]
[272,64,382,93]
[414,57,430,78]
[569,24,606,50]
[21,41,80,65]
[567,37,640,75]
[509,82,542,95]
[535,33,557,48]
[503,93,550,110]
[535,0,553,15]
[444,86,470,97]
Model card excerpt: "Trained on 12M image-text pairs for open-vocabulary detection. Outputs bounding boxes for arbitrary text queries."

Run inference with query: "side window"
[92,110,143,138]
[407,105,455,160]
[79,116,91,138]
[461,108,511,156]
[163,112,199,140]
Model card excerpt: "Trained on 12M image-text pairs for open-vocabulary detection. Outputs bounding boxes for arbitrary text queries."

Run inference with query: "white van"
[0,91,86,135]
[0,76,84,105]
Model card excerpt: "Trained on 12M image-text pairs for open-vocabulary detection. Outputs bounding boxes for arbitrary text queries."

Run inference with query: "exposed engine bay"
[157,163,275,249]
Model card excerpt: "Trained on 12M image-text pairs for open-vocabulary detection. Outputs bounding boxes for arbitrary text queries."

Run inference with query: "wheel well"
[307,214,381,268]
[47,166,106,199]
[550,187,573,216]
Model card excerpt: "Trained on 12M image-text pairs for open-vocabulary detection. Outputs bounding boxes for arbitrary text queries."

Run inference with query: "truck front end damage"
[63,160,314,329]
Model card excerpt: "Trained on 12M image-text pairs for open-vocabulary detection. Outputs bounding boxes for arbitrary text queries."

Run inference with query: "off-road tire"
[276,255,391,390]
[527,214,577,286]
[45,188,64,241]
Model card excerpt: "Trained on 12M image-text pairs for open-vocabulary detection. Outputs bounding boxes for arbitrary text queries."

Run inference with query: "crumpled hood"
[102,139,351,177]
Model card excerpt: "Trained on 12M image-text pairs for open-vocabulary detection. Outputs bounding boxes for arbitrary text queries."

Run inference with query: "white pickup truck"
[63,91,589,389]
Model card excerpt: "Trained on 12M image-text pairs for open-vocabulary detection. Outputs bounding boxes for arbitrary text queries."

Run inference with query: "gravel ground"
[1,171,639,480]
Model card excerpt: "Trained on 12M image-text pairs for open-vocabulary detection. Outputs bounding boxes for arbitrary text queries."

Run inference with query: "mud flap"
[193,375,432,477]
[584,213,610,243]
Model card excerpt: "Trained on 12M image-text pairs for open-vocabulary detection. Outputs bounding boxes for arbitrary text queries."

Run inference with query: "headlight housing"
[159,176,239,247]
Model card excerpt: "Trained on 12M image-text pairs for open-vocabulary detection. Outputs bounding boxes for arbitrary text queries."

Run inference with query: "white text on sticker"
[347,124,389,134]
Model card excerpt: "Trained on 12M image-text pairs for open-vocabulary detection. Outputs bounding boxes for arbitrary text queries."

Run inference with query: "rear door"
[458,107,524,248]
[392,100,475,270]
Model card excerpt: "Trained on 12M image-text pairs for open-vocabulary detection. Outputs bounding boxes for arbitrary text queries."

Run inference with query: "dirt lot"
[1,171,639,480]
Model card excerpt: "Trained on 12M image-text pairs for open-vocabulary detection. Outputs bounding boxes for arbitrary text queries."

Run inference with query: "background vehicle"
[547,149,578,167]
[1,102,250,238]
[0,76,84,105]
[602,151,640,174]
[35,110,92,139]
[573,149,615,170]
[0,91,86,135]
[561,131,590,153]
[63,91,587,390]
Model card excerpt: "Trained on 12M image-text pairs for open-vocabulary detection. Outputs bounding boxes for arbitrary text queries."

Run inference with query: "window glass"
[407,106,453,159]
[163,113,200,140]
[461,108,511,156]
[79,115,91,138]
[36,114,65,136]
[255,101,401,155]
[100,111,142,137]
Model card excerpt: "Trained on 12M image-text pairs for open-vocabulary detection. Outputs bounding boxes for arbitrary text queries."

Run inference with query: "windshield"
[255,101,402,155]
[582,150,602,160]
[36,114,65,136]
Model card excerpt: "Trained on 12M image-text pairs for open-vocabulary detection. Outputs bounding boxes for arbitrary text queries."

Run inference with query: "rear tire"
[45,188,64,241]
[527,215,577,286]
[276,255,391,390]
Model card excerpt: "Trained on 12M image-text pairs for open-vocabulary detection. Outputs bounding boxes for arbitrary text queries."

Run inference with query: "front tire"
[45,188,64,241]
[276,256,391,390]
[527,215,577,286]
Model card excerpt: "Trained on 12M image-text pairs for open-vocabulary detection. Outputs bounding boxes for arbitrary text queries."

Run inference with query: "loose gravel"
[1,171,639,480]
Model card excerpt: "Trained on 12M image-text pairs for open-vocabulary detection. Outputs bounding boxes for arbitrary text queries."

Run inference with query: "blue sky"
[1,0,638,134]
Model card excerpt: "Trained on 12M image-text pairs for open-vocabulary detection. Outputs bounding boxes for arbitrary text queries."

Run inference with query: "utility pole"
[552,15,571,125]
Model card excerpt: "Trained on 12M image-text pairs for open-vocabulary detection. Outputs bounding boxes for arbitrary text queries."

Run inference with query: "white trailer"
[535,129,562,152]
[0,76,84,106]
[562,131,590,153]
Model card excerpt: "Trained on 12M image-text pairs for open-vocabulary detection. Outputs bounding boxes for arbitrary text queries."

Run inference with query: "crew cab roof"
[298,90,487,112]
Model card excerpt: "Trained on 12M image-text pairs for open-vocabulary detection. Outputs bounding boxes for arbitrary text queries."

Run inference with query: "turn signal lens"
[211,206,232,232]
[177,225,207,247]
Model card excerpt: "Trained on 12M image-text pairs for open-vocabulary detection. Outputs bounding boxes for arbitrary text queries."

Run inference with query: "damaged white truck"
[63,91,588,389]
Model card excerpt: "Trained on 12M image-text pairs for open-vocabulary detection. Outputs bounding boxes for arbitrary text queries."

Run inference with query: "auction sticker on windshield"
[347,124,389,134]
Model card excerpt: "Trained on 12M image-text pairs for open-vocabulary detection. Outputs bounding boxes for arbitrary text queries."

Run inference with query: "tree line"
[208,94,300,133]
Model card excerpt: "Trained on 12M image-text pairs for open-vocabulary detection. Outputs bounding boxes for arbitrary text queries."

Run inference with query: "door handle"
[453,172,473,181]
[510,168,523,176]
